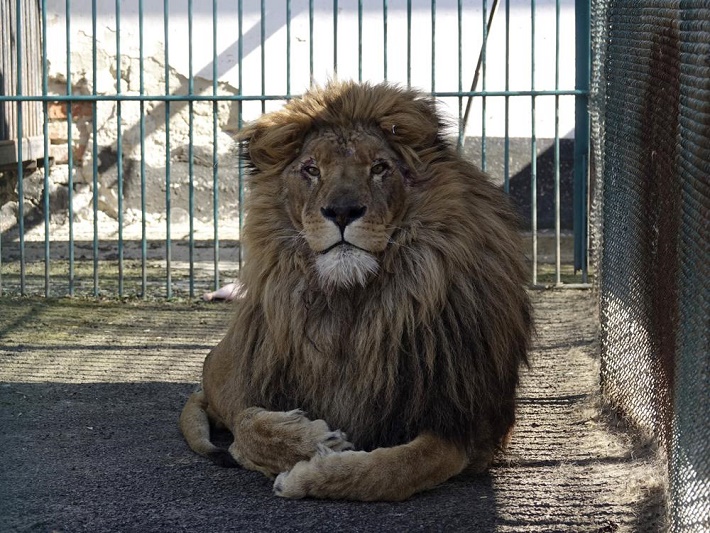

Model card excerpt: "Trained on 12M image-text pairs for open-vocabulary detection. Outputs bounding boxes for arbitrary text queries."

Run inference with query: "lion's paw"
[234,408,354,476]
[273,461,311,499]
[272,450,361,500]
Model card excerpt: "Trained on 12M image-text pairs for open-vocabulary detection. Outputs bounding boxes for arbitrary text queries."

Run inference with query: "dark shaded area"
[0,381,497,532]
[460,137,575,231]
[508,140,575,231]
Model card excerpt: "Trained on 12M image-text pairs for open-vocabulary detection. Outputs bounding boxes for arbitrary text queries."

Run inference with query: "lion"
[180,81,532,501]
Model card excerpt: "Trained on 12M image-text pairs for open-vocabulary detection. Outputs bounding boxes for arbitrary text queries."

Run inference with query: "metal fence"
[0,0,591,298]
[591,0,709,530]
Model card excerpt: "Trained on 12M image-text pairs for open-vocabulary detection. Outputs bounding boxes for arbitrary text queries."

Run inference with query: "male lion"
[180,81,532,501]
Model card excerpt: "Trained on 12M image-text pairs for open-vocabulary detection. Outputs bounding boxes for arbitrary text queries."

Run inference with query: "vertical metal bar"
[164,0,172,298]
[333,0,338,75]
[92,0,98,296]
[574,0,590,281]
[16,0,26,295]
[431,0,435,93]
[406,0,411,87]
[139,0,147,297]
[212,0,220,291]
[66,0,74,295]
[504,0,510,194]
[188,0,195,298]
[309,0,314,84]
[554,0,561,285]
[287,0,292,96]
[457,0,462,150]
[383,0,388,81]
[530,0,538,286]
[238,0,244,269]
[42,0,51,296]
[481,0,488,172]
[358,0,363,82]
[260,0,266,114]
[115,0,124,297]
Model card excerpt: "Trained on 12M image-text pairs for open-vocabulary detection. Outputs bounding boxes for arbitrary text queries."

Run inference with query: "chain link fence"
[591,0,709,530]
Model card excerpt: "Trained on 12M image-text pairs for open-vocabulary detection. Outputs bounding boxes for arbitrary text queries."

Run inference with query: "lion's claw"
[323,430,353,452]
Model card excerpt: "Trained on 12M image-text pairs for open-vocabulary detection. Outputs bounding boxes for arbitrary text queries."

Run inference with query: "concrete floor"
[0,290,666,532]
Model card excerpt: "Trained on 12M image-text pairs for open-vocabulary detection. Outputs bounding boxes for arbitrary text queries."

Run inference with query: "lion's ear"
[238,115,309,171]
[378,97,441,152]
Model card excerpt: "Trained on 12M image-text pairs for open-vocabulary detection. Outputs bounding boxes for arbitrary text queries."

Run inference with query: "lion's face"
[282,126,408,288]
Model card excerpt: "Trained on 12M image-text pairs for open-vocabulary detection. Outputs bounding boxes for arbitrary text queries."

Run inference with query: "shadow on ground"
[0,291,666,532]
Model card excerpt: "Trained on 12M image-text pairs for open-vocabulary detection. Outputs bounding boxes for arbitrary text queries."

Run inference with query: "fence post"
[574,0,591,280]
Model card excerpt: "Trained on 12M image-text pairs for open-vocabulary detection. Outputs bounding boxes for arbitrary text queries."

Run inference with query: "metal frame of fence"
[0,0,591,299]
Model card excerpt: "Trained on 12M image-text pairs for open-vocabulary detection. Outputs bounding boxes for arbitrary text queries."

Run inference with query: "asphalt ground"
[0,290,666,532]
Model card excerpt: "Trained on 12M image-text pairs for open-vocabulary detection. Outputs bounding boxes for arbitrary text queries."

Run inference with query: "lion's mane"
[226,82,532,455]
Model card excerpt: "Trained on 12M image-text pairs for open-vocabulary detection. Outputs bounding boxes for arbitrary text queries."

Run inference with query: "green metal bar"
[92,0,99,296]
[554,0,561,285]
[309,0,314,84]
[407,0,411,87]
[431,0,435,93]
[212,0,220,291]
[92,0,99,298]
[481,0,488,171]
[260,0,266,114]
[333,0,338,75]
[461,0,504,146]
[504,0,510,194]
[574,0,591,280]
[116,0,124,297]
[42,0,51,296]
[287,0,291,96]
[66,0,74,296]
[188,0,195,298]
[16,0,25,295]
[383,0,388,80]
[1,89,586,103]
[358,0,363,82]
[457,0,462,150]
[139,0,147,298]
[531,0,538,286]
[164,0,172,298]
[238,0,244,269]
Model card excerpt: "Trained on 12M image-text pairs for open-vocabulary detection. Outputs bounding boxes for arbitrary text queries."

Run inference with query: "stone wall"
[1,37,242,236]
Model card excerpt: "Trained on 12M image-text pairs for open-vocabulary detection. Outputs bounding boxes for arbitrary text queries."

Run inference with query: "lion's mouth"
[319,241,370,255]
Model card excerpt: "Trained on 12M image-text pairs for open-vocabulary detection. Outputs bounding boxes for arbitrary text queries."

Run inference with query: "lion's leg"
[179,390,238,467]
[273,432,469,501]
[227,407,354,478]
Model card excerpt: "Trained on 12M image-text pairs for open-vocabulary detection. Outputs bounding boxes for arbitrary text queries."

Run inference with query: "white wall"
[45,0,578,138]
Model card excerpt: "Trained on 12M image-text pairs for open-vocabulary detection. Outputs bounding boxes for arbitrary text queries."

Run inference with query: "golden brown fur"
[180,81,532,501]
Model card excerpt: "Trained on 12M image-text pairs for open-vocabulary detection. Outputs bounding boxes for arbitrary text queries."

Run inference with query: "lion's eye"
[302,165,320,178]
[371,161,389,175]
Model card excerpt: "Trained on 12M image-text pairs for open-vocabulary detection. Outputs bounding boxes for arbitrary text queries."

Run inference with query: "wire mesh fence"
[591,0,710,530]
[0,0,591,299]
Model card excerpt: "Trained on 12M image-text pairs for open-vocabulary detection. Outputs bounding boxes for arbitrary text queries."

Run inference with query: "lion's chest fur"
[229,276,499,452]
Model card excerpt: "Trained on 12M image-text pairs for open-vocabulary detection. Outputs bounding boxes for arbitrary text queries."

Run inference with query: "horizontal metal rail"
[0,89,588,103]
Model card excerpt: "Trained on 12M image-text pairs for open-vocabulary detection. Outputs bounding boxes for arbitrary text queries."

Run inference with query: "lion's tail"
[179,390,239,468]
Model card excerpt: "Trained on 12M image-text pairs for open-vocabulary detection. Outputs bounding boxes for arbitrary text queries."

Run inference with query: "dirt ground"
[0,290,667,532]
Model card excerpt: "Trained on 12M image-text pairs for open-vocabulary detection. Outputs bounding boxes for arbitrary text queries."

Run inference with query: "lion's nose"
[320,202,367,231]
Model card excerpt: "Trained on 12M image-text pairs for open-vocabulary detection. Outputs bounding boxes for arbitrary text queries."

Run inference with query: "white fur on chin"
[315,246,379,289]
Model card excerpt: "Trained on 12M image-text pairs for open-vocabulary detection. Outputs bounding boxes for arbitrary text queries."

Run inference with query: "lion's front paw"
[273,461,311,499]
[272,449,363,500]
[279,409,354,454]
[231,408,353,477]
